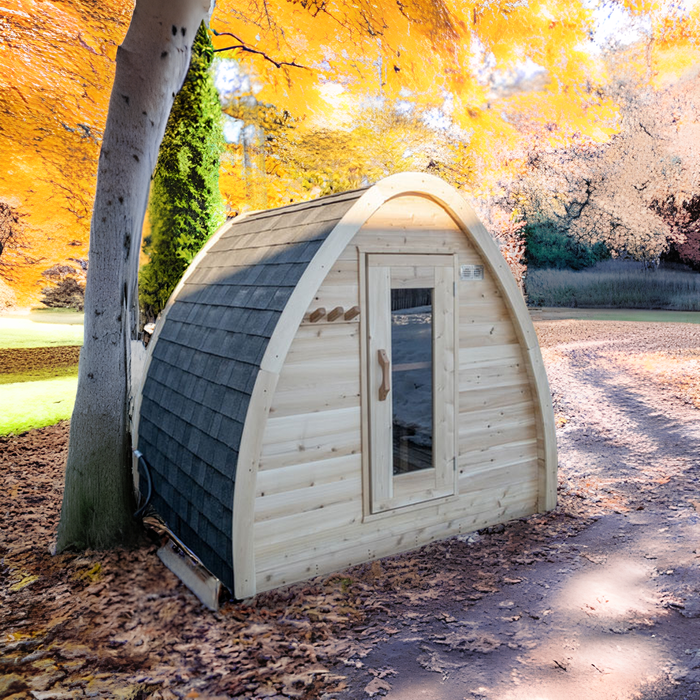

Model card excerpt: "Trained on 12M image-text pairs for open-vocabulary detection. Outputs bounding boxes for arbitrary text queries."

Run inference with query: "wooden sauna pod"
[134,172,557,599]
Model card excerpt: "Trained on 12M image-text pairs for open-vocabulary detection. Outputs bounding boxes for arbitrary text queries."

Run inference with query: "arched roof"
[136,173,555,595]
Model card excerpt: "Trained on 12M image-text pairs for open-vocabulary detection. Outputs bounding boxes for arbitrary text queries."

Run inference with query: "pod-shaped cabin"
[134,173,557,599]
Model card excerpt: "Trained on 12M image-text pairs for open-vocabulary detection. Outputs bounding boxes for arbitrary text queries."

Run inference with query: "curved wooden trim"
[232,369,278,598]
[232,172,557,598]
[383,176,557,512]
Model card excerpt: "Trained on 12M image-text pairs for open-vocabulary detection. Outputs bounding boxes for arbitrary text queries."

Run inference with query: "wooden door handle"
[378,349,390,401]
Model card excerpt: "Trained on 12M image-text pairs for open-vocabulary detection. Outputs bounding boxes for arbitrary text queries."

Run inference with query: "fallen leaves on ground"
[5,319,700,698]
[536,319,700,409]
[1,419,597,699]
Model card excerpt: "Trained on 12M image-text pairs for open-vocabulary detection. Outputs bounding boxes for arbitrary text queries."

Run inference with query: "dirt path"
[334,321,700,700]
[0,346,80,375]
[1,321,700,700]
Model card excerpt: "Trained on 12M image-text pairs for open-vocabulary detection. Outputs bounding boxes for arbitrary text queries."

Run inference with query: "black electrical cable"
[133,449,153,520]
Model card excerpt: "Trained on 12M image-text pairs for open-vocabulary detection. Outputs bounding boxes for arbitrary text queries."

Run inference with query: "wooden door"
[366,253,457,513]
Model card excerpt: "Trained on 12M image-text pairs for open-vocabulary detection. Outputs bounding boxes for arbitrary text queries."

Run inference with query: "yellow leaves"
[620,0,663,16]
[652,45,700,86]
[211,0,629,211]
[393,0,464,45]
[72,562,103,584]
[4,0,700,311]
[476,0,593,69]
[9,574,39,592]
[219,95,468,212]
[607,2,700,88]
[650,4,700,85]
[212,0,474,110]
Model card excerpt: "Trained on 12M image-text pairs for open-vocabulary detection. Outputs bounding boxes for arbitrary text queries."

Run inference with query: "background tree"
[0,1,132,306]
[215,68,476,214]
[0,200,34,309]
[495,32,700,270]
[0,201,35,282]
[139,21,225,322]
[280,108,475,198]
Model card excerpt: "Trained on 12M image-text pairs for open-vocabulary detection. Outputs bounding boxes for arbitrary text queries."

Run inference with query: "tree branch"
[211,30,309,69]
[564,179,593,221]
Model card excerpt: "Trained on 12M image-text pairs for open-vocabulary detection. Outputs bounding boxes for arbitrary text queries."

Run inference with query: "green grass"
[526,263,700,311]
[1,322,83,349]
[0,314,83,433]
[531,307,700,324]
[0,376,78,435]
[0,365,80,386]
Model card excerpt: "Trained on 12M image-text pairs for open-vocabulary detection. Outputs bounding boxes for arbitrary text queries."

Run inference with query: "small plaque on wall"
[460,264,484,281]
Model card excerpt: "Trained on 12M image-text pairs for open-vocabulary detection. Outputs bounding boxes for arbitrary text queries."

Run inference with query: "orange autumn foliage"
[0,1,133,307]
[2,0,699,306]
[210,0,618,148]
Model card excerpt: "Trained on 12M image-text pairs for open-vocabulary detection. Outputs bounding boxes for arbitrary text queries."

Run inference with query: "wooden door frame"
[360,249,459,516]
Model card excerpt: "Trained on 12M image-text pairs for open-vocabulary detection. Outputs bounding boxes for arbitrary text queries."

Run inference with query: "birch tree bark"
[57,0,215,551]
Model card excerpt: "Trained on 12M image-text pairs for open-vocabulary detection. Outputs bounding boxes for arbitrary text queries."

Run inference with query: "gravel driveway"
[336,320,700,700]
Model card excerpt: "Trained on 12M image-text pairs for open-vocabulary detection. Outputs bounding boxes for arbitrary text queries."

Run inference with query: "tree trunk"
[57,0,214,551]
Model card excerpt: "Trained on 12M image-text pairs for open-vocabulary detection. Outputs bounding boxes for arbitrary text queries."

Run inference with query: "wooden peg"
[309,307,326,323]
[344,305,360,321]
[327,306,344,322]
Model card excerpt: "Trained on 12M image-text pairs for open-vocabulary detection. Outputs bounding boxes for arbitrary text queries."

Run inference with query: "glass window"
[390,288,433,475]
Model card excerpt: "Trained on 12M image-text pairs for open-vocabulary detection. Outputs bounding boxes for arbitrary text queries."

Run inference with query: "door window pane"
[390,288,433,475]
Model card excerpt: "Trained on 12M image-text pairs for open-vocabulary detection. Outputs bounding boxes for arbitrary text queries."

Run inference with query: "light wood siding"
[253,260,363,583]
[253,194,542,593]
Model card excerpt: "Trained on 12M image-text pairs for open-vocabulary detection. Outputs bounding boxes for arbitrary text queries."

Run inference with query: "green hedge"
[139,22,225,321]
[525,221,610,270]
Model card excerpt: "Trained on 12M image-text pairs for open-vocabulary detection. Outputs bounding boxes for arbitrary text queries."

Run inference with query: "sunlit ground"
[0,315,84,348]
[0,315,82,434]
[531,308,700,325]
[0,376,77,434]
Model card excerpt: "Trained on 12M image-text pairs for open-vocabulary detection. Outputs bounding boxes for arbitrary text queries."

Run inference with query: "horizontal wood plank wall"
[253,194,541,593]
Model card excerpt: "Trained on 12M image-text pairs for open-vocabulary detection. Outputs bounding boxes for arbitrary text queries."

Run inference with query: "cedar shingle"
[137,187,365,591]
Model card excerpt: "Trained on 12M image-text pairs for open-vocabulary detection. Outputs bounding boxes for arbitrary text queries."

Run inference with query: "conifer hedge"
[139,22,224,321]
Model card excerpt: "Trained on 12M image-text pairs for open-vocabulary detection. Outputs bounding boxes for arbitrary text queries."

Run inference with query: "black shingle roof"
[137,189,366,591]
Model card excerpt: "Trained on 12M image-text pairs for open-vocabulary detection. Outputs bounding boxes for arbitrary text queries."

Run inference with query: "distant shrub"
[0,201,33,283]
[39,260,86,310]
[525,222,610,270]
[653,194,700,271]
[41,277,85,310]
